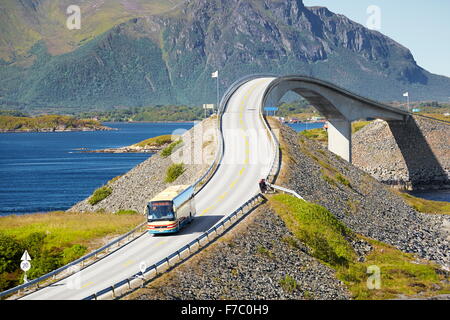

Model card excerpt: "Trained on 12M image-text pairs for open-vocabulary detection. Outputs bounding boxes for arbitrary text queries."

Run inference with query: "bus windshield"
[148,201,174,221]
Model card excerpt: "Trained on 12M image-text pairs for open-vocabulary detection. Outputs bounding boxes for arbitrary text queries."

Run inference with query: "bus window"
[148,201,174,221]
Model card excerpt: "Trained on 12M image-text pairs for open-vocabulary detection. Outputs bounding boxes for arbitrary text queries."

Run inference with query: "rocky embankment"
[280,123,449,269]
[69,117,217,214]
[128,120,449,301]
[129,204,350,300]
[352,116,450,190]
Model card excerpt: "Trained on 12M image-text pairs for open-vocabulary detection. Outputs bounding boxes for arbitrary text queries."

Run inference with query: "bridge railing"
[192,73,278,195]
[6,74,282,300]
[266,183,304,200]
[0,221,147,299]
[82,193,265,300]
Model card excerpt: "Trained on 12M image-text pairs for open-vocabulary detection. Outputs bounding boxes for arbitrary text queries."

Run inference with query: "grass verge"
[268,194,449,299]
[393,190,450,215]
[88,186,112,205]
[0,211,144,291]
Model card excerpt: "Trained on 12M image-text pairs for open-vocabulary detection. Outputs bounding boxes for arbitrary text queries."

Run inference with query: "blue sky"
[303,0,450,77]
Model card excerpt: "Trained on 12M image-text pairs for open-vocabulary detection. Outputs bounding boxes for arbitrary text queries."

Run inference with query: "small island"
[82,134,181,153]
[0,114,114,133]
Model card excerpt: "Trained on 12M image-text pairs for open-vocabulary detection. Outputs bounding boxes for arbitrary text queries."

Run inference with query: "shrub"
[62,244,87,265]
[161,140,183,158]
[279,275,298,293]
[0,233,23,274]
[134,135,177,148]
[165,163,185,183]
[88,186,112,205]
[336,173,351,188]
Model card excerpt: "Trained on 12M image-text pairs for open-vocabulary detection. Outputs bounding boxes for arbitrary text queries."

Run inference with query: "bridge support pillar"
[327,119,352,163]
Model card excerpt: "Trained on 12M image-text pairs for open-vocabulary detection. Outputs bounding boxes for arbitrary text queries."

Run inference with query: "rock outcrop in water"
[352,116,450,190]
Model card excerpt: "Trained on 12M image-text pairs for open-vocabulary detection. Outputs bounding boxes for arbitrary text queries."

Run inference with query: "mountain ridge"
[1,0,450,111]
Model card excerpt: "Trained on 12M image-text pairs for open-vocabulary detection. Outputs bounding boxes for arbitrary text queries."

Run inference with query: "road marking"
[199,78,268,218]
[154,239,168,247]
[123,259,136,267]
[81,281,94,289]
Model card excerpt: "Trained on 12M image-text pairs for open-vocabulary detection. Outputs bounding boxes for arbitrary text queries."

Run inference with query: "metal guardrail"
[266,183,304,200]
[0,221,147,299]
[6,74,282,300]
[192,73,278,195]
[82,194,265,300]
[81,74,283,300]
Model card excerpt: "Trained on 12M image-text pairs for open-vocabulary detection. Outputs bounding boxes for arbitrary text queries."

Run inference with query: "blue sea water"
[0,121,448,216]
[409,190,450,203]
[0,122,194,216]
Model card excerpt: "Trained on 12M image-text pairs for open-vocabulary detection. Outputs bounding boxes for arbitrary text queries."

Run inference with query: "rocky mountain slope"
[1,0,450,111]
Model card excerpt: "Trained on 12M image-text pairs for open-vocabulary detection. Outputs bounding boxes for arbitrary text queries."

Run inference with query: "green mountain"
[1,0,450,112]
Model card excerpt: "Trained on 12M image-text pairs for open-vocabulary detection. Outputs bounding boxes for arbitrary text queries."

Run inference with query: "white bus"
[146,185,195,234]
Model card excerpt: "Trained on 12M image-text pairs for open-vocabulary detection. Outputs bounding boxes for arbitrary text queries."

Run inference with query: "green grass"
[88,186,112,206]
[115,210,139,215]
[165,163,185,183]
[268,194,450,299]
[256,245,274,259]
[279,274,298,293]
[336,238,450,300]
[299,121,372,143]
[352,121,372,133]
[133,135,178,148]
[0,115,104,131]
[336,173,352,188]
[419,113,450,122]
[161,140,183,158]
[394,190,450,215]
[300,128,328,143]
[269,194,356,268]
[0,211,145,291]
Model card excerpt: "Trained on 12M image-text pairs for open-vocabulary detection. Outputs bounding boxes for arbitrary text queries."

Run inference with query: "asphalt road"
[22,77,276,300]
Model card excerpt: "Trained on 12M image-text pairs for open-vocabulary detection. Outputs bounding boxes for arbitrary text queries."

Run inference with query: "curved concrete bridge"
[262,75,410,162]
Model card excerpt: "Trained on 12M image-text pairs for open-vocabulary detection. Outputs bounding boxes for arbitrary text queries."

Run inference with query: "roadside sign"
[20,260,31,272]
[20,250,32,283]
[21,250,32,261]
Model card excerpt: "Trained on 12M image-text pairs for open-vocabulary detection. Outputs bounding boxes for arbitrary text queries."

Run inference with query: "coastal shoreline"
[0,127,116,133]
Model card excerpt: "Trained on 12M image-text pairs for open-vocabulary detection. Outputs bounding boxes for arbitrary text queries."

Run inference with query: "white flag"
[211,71,218,78]
[403,92,409,97]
